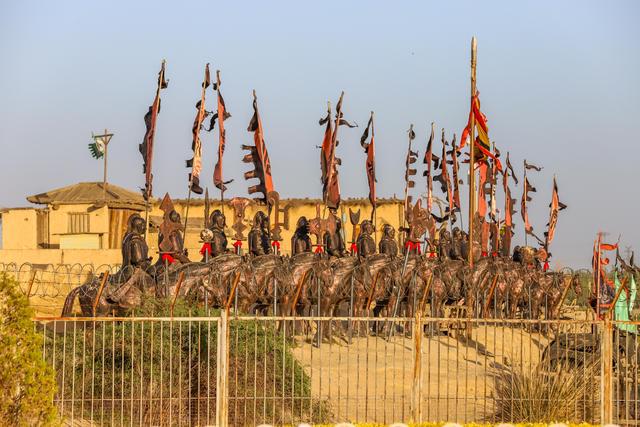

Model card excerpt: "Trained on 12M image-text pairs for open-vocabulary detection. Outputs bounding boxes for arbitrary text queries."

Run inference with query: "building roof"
[26,182,146,210]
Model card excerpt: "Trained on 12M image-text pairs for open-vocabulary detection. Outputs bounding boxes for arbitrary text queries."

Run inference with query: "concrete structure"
[0,181,410,266]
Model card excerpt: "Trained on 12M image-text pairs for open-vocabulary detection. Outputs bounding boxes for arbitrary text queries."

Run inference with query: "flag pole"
[523,159,528,247]
[468,37,477,268]
[371,111,377,246]
[219,73,227,217]
[103,128,108,203]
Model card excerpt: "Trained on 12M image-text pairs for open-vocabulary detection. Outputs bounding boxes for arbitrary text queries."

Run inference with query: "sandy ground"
[291,319,593,424]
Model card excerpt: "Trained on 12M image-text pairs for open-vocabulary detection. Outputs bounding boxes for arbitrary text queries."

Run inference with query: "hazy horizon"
[1,1,638,268]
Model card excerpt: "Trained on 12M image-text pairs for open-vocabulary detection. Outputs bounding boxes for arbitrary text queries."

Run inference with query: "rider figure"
[449,227,464,260]
[356,219,376,258]
[248,211,272,256]
[121,214,152,274]
[157,210,190,264]
[378,224,399,257]
[208,209,228,257]
[108,214,152,304]
[438,229,452,259]
[461,230,471,261]
[324,214,346,257]
[291,216,312,255]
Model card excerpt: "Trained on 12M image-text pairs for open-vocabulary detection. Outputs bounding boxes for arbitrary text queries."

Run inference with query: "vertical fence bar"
[601,316,613,424]
[216,312,229,427]
[411,312,422,423]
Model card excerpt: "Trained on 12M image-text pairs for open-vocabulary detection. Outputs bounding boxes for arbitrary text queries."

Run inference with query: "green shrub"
[0,273,58,426]
[42,297,330,425]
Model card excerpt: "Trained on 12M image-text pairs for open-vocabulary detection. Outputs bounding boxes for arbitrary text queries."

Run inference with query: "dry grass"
[491,358,600,423]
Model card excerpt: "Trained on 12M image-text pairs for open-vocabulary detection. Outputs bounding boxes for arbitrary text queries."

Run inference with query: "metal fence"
[35,314,639,426]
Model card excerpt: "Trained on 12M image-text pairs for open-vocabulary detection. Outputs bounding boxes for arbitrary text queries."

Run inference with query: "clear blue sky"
[1,1,638,267]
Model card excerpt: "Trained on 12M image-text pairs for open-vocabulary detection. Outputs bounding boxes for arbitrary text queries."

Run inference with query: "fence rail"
[35,314,640,426]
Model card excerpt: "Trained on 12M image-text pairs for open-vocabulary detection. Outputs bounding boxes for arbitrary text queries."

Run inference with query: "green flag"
[614,272,637,333]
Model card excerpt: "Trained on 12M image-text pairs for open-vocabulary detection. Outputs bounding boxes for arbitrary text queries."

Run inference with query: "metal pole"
[182,188,192,246]
[523,161,528,247]
[274,278,278,316]
[348,273,354,343]
[601,315,613,424]
[468,37,477,268]
[103,128,108,202]
[411,311,423,423]
[216,312,229,427]
[316,275,321,348]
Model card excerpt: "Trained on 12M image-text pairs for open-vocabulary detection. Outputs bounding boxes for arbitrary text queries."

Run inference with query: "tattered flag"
[433,129,454,218]
[544,176,567,249]
[186,64,211,195]
[211,70,233,192]
[404,124,419,212]
[423,123,435,213]
[359,112,377,212]
[524,160,543,171]
[320,92,355,210]
[138,61,168,201]
[243,90,275,204]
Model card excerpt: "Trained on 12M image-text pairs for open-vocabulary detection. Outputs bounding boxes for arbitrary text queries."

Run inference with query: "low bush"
[42,297,330,425]
[0,273,58,426]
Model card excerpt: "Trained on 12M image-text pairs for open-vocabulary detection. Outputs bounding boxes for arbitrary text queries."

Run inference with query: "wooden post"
[26,270,37,298]
[411,311,423,422]
[553,274,575,317]
[483,273,500,318]
[601,316,613,424]
[418,272,434,315]
[290,269,311,316]
[92,271,110,317]
[216,310,229,427]
[468,37,477,268]
[170,271,185,317]
[365,272,380,315]
[225,271,242,313]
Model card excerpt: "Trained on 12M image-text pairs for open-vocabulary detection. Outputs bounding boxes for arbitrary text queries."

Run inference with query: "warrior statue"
[500,226,513,257]
[248,211,272,256]
[107,214,153,305]
[460,230,469,261]
[449,227,464,260]
[356,219,376,258]
[512,245,523,263]
[378,224,399,257]
[323,214,346,257]
[157,210,190,264]
[119,214,152,277]
[490,222,500,256]
[291,216,312,255]
[438,229,452,259]
[208,209,228,258]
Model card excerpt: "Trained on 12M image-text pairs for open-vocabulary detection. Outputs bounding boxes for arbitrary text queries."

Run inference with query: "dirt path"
[290,322,586,424]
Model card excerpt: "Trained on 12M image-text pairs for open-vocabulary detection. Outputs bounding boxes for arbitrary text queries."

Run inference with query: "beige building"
[0,181,407,266]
